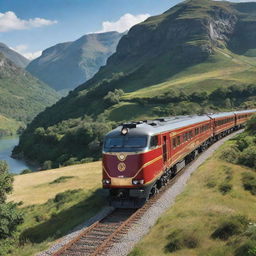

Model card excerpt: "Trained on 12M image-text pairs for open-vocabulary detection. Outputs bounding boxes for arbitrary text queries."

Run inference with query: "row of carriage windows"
[172,124,210,149]
[215,117,234,126]
[238,114,248,119]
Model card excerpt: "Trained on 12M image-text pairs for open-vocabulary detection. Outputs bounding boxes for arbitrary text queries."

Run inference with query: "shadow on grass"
[20,188,106,244]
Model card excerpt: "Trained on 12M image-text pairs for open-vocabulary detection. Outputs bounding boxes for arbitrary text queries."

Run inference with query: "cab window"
[150,136,158,148]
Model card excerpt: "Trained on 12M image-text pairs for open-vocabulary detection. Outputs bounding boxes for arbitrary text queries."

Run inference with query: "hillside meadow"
[129,140,256,256]
[4,162,104,256]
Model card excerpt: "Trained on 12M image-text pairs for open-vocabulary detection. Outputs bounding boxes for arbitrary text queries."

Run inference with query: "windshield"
[104,136,148,152]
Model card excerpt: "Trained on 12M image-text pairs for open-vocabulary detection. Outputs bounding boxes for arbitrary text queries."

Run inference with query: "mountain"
[15,0,256,168]
[0,43,29,68]
[0,53,60,136]
[27,31,124,92]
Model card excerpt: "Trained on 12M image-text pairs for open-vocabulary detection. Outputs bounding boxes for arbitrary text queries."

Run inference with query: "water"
[0,136,35,174]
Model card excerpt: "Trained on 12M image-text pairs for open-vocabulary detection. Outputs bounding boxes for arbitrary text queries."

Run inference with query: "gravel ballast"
[38,130,242,256]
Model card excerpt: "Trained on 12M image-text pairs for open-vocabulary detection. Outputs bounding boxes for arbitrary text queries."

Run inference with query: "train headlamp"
[102,179,111,185]
[132,179,144,185]
[121,127,128,135]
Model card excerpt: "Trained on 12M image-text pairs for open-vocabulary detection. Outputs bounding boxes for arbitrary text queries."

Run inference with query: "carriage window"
[150,136,158,148]
[177,136,181,145]
[172,138,177,148]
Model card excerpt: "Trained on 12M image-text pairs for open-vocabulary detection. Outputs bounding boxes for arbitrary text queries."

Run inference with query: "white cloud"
[97,13,150,33]
[0,11,57,32]
[22,51,42,60]
[11,44,42,60]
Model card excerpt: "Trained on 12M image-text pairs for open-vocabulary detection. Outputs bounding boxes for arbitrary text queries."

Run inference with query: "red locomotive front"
[102,123,163,208]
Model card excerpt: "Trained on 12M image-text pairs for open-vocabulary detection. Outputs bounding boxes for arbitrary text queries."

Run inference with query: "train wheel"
[150,185,158,197]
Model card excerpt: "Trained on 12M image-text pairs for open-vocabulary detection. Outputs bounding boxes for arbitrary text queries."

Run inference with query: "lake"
[0,136,35,174]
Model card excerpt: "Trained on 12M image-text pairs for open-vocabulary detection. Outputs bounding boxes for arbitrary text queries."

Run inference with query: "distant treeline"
[14,83,256,170]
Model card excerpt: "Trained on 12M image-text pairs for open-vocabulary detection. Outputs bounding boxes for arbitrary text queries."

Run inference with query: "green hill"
[16,0,256,167]
[0,53,60,135]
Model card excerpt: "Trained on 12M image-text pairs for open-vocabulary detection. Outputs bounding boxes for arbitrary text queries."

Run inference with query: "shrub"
[239,146,256,169]
[235,240,256,256]
[20,169,32,175]
[206,178,217,188]
[50,176,74,185]
[128,248,145,256]
[43,160,52,170]
[211,216,249,240]
[0,161,23,240]
[219,182,232,195]
[242,172,256,195]
[53,189,82,203]
[246,115,256,134]
[219,145,240,164]
[165,229,199,253]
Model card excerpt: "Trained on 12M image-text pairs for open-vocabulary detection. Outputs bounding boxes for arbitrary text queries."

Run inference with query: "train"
[102,109,256,208]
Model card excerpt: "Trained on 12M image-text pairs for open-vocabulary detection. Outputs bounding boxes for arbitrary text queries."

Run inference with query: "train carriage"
[234,110,256,127]
[102,109,256,208]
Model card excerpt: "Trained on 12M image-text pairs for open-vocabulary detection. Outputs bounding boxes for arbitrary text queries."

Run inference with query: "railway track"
[52,163,188,256]
[51,130,244,256]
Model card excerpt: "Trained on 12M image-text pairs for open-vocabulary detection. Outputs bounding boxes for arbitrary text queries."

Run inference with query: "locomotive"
[102,109,256,208]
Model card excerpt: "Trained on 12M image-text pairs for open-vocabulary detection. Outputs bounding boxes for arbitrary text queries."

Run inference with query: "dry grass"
[8,161,102,206]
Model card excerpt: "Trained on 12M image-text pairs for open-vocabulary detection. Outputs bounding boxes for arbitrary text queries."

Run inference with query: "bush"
[165,229,199,252]
[43,160,52,170]
[235,240,256,256]
[219,145,240,164]
[211,216,249,240]
[219,182,232,195]
[128,248,145,256]
[246,115,256,134]
[242,172,256,195]
[239,146,256,169]
[206,178,217,188]
[20,169,32,175]
[53,189,82,203]
[50,176,74,184]
[0,161,23,241]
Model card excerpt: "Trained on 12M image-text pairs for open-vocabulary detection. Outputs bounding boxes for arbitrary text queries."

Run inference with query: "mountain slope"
[27,31,124,92]
[0,53,60,135]
[0,43,29,68]
[16,0,256,167]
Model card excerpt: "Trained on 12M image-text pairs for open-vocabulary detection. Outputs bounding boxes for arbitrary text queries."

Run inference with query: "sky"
[0,0,253,60]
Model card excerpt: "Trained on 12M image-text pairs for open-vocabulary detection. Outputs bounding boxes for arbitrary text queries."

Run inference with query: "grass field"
[9,161,102,206]
[129,140,256,256]
[6,161,103,256]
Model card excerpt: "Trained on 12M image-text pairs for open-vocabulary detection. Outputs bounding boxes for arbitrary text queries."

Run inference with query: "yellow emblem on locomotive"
[117,153,127,161]
[117,162,126,172]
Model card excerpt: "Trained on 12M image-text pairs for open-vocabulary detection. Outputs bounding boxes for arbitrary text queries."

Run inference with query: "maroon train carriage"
[102,110,256,208]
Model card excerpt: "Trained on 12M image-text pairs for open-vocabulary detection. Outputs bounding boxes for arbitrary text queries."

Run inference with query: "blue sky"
[0,0,251,59]
[0,0,181,59]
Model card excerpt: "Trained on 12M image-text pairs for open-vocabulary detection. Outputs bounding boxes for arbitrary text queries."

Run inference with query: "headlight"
[102,179,111,184]
[121,127,128,135]
[132,179,144,185]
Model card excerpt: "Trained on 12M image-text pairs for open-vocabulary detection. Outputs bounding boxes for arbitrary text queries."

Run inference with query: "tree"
[0,161,23,240]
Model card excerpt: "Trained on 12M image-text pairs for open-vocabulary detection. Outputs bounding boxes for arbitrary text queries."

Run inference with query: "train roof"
[234,109,256,115]
[105,109,256,138]
[208,112,235,119]
[106,115,210,137]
